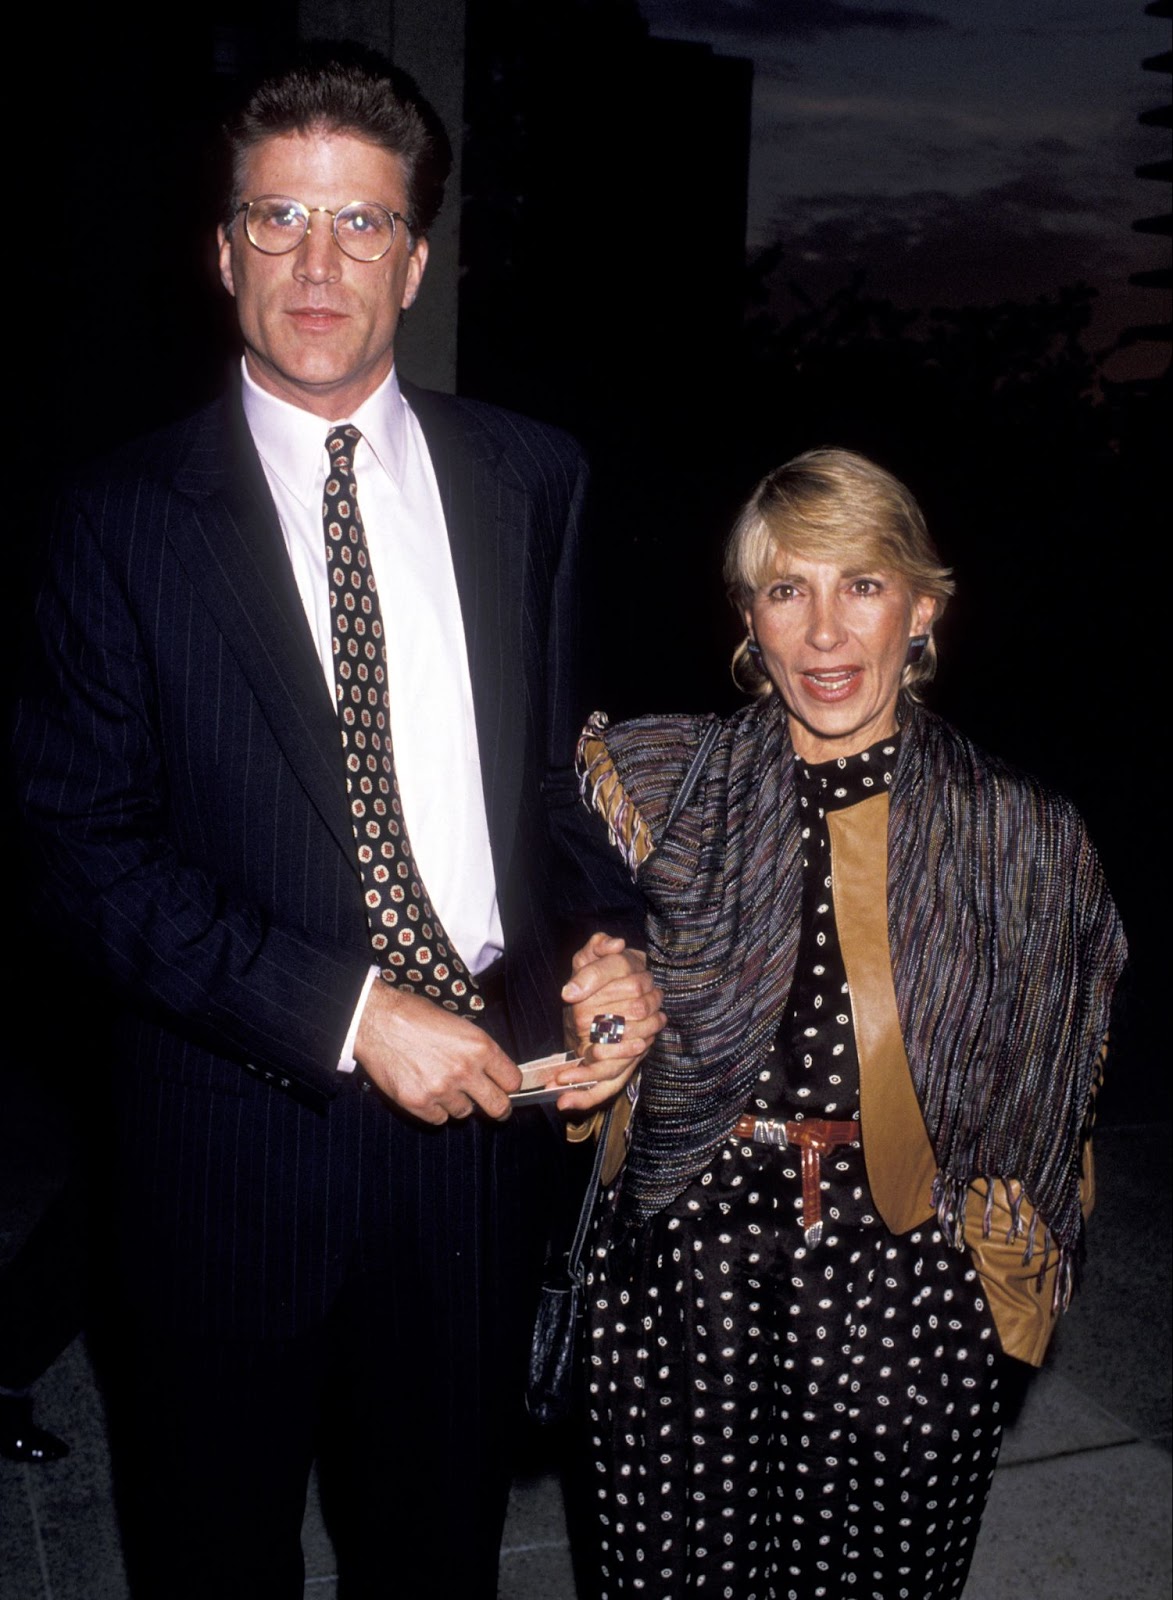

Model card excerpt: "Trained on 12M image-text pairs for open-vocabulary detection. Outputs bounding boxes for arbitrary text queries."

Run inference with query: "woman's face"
[745,547,936,762]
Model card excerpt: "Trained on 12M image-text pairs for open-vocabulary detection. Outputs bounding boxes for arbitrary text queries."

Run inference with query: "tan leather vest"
[830,791,1078,1366]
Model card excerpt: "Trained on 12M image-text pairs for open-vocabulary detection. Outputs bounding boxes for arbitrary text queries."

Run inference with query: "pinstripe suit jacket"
[15,381,636,1336]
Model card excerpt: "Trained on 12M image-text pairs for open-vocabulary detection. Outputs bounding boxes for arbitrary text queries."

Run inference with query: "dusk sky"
[639,0,1169,377]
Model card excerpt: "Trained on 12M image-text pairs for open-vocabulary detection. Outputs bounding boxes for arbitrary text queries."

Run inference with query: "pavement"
[1,1103,1168,1599]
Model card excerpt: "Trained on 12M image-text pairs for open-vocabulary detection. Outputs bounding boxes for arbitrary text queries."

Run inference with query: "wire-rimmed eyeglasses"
[232,196,415,262]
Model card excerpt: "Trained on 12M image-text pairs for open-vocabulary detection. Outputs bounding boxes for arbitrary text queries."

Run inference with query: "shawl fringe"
[576,713,650,878]
[933,1172,1076,1314]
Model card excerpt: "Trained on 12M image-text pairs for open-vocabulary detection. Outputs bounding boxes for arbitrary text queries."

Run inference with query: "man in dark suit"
[14,47,658,1598]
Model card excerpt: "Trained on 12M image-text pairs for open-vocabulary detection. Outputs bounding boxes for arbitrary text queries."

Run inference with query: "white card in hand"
[509,1051,597,1104]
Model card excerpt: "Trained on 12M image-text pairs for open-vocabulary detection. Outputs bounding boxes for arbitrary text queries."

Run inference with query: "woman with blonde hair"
[576,448,1125,1600]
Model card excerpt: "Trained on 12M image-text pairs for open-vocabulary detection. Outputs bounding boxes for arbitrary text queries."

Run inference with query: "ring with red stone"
[589,1013,626,1046]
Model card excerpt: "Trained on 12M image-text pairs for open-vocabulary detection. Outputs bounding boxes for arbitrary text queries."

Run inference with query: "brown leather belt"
[731,1114,860,1246]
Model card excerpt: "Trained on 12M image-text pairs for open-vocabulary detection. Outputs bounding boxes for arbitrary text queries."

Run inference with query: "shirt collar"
[239,360,409,506]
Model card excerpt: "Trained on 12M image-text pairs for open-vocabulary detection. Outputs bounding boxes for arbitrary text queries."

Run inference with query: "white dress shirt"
[240,363,504,1069]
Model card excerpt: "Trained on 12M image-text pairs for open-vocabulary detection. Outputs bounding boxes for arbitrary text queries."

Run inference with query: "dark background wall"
[454,0,1167,1121]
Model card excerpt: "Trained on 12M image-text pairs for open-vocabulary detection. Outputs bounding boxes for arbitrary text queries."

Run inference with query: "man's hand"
[556,933,664,1114]
[354,980,521,1124]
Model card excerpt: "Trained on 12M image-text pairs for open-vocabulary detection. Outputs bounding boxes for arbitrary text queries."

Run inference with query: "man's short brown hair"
[225,42,451,238]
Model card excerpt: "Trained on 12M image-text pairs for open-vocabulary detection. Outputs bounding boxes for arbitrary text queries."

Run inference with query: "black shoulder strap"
[568,1103,614,1282]
[662,717,720,840]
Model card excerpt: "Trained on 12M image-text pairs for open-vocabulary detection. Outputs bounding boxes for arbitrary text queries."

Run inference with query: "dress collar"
[795,733,901,814]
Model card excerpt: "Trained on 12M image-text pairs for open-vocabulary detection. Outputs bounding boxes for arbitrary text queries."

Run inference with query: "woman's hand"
[556,932,665,1113]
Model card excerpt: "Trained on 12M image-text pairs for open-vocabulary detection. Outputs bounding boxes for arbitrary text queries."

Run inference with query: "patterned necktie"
[323,424,483,1016]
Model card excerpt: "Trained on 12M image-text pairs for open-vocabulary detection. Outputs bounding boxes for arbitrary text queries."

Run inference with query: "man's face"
[218,130,428,418]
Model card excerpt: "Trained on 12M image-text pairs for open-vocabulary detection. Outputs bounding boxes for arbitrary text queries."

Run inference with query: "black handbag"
[524,717,721,1426]
[525,1102,614,1426]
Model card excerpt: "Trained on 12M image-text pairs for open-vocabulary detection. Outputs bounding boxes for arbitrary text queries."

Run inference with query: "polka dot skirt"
[587,1168,1002,1599]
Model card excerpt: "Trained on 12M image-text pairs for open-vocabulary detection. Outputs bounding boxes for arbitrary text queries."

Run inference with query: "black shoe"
[0,1394,70,1463]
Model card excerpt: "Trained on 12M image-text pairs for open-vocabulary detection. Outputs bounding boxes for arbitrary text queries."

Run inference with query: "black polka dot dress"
[586,737,1004,1599]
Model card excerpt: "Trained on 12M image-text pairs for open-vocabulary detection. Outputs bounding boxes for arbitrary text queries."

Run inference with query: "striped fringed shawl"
[578,697,1127,1283]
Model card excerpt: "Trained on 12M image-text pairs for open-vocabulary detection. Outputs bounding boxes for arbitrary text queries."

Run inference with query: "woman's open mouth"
[800,667,863,702]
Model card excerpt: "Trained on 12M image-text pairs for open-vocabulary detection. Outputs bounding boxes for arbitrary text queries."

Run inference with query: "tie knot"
[325,424,362,475]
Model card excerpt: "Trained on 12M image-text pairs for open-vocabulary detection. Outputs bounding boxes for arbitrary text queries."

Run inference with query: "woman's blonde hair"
[724,447,955,697]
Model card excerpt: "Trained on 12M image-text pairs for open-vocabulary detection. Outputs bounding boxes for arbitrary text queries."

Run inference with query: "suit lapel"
[405,386,528,893]
[167,397,357,867]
